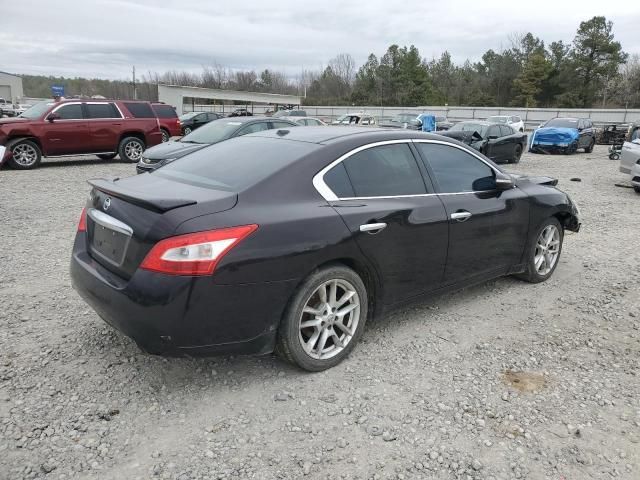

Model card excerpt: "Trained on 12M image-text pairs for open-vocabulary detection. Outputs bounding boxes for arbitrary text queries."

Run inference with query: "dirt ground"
[0,145,638,480]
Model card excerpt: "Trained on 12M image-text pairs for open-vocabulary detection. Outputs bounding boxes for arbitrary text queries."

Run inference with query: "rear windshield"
[154,136,319,191]
[152,104,177,118]
[123,102,155,118]
[544,118,579,128]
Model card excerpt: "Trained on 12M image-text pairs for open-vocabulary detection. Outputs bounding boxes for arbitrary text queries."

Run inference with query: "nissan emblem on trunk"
[103,197,111,211]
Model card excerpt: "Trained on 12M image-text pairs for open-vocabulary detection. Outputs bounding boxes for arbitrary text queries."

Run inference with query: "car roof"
[249,126,451,145]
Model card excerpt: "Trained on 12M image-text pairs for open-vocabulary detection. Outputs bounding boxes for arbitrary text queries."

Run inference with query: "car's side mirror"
[46,112,60,122]
[495,172,515,190]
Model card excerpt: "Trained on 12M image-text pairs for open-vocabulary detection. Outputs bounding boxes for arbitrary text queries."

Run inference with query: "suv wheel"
[183,126,192,135]
[118,137,145,163]
[584,138,595,153]
[516,217,563,283]
[276,266,368,371]
[161,129,170,142]
[9,140,42,170]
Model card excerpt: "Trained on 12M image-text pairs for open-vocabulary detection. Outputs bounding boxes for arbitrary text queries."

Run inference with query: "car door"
[85,102,122,152]
[414,141,530,285]
[42,103,90,155]
[318,141,449,304]
[484,125,510,161]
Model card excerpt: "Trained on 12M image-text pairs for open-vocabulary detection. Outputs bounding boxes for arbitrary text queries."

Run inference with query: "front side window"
[417,143,495,193]
[56,104,84,119]
[86,103,121,119]
[336,144,426,197]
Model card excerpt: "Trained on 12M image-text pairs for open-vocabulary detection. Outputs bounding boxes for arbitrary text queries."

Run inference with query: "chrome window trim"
[312,138,502,201]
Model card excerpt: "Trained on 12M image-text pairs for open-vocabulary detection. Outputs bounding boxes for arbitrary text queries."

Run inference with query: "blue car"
[530,117,596,154]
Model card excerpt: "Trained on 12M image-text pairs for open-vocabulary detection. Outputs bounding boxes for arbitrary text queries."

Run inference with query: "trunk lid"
[85,174,237,279]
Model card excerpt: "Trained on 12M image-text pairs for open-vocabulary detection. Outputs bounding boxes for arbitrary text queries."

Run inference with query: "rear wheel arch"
[118,131,145,146]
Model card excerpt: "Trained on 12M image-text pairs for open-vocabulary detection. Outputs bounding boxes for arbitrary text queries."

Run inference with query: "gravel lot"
[0,145,638,480]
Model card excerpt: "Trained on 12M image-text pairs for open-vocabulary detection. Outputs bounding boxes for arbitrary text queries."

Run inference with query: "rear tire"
[634,186,640,194]
[160,129,170,142]
[183,126,192,135]
[118,137,145,163]
[584,138,595,153]
[516,217,563,283]
[8,139,42,170]
[97,153,117,160]
[276,266,368,371]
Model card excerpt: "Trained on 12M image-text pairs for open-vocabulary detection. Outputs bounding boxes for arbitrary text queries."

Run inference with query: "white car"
[619,139,640,193]
[331,113,376,126]
[487,115,525,132]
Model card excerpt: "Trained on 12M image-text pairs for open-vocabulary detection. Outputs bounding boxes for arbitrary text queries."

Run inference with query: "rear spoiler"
[88,177,197,212]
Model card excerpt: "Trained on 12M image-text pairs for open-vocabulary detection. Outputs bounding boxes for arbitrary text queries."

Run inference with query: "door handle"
[450,211,472,222]
[359,222,387,234]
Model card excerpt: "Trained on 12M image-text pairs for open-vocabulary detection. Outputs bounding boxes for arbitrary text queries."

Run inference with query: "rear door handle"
[450,211,472,222]
[359,222,387,234]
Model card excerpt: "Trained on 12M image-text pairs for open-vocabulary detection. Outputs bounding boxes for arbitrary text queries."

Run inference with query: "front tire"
[510,144,523,164]
[276,266,368,371]
[634,186,640,194]
[516,217,564,283]
[8,140,42,170]
[118,137,145,163]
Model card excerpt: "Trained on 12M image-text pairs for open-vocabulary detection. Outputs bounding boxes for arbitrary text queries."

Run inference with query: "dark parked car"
[228,109,253,117]
[178,112,223,135]
[0,99,163,169]
[273,109,307,118]
[438,121,527,163]
[71,127,580,371]
[137,116,297,173]
[530,117,596,154]
[151,103,181,142]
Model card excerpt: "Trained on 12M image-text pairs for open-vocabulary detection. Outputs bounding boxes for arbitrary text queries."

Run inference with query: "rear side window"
[417,143,495,193]
[55,104,84,119]
[324,163,355,198]
[155,137,319,191]
[152,104,177,118]
[86,103,121,119]
[123,102,154,118]
[341,144,426,197]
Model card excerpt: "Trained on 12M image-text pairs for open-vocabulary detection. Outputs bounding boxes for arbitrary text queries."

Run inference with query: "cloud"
[2,0,639,79]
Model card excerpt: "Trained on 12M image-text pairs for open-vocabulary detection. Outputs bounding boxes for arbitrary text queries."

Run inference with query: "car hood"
[532,127,579,144]
[142,141,208,162]
[0,117,32,126]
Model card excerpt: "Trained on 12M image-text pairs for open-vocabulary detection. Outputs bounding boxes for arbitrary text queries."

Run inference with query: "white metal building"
[0,71,24,103]
[158,84,301,115]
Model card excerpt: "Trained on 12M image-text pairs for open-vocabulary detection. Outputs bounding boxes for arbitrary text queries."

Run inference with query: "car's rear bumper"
[70,234,297,356]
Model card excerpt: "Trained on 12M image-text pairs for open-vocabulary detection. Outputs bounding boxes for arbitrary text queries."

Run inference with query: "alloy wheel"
[124,141,143,161]
[534,224,560,275]
[298,279,360,360]
[12,143,38,167]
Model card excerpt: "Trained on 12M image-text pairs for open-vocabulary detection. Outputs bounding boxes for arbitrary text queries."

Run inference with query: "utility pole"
[132,66,137,100]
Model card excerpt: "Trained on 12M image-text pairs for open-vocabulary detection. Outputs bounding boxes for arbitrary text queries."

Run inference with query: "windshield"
[449,122,488,137]
[18,101,54,119]
[179,112,200,121]
[180,119,242,144]
[391,114,416,123]
[544,118,579,129]
[487,116,508,124]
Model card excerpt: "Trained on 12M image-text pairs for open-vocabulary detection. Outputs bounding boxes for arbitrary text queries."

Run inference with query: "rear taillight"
[77,208,87,232]
[140,225,258,276]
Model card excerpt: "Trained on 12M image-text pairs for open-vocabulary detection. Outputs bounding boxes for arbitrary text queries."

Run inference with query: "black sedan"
[71,127,580,371]
[137,117,298,173]
[178,112,224,135]
[439,121,527,163]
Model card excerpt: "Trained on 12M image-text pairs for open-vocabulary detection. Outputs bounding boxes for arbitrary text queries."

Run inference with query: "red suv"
[151,102,181,142]
[0,99,163,169]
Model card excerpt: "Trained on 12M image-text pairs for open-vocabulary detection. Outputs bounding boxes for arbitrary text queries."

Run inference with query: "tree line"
[20,16,640,109]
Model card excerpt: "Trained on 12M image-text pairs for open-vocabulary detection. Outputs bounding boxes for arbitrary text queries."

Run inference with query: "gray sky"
[2,0,640,80]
